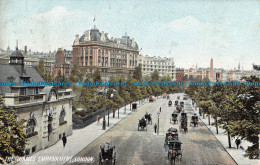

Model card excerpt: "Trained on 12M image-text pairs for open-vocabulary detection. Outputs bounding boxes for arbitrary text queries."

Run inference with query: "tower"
[210,58,213,82]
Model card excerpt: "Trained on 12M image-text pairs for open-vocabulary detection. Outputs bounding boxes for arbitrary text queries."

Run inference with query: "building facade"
[0,47,74,156]
[139,55,175,80]
[72,26,139,80]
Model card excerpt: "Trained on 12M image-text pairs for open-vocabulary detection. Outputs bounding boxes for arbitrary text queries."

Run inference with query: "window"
[59,106,66,124]
[20,88,26,95]
[32,146,36,153]
[25,149,30,155]
[26,119,36,135]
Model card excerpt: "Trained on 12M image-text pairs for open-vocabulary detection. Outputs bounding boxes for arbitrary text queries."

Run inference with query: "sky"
[0,0,259,70]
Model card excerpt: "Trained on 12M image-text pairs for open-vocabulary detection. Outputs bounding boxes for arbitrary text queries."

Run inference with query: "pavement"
[16,98,149,165]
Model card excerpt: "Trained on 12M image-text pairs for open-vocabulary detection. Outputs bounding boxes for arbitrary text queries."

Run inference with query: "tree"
[0,97,27,164]
[69,64,84,83]
[93,68,102,83]
[151,70,159,81]
[35,60,44,77]
[133,65,142,81]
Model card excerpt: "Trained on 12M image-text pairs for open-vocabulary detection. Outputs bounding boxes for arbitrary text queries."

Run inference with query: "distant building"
[0,46,74,156]
[72,26,139,80]
[175,68,185,82]
[139,55,175,80]
[53,48,71,77]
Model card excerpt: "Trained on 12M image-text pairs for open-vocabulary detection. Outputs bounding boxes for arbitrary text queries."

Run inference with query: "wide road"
[67,93,237,165]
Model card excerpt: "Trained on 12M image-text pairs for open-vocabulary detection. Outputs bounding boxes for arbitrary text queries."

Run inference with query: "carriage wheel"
[113,152,116,165]
[99,152,102,165]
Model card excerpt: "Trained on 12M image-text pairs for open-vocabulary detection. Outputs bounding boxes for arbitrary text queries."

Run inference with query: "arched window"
[59,106,66,124]
[26,118,36,135]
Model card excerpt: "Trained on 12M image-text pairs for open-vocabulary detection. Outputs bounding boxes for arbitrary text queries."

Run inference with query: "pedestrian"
[97,115,101,122]
[62,133,67,147]
[235,138,241,149]
[160,107,161,112]
[154,123,157,133]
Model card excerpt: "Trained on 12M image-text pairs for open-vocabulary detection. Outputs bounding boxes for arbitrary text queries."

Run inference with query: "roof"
[77,26,139,50]
[10,48,24,58]
[0,64,44,94]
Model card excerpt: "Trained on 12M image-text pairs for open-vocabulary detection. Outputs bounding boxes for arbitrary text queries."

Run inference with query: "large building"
[0,46,74,156]
[139,55,176,80]
[72,26,139,80]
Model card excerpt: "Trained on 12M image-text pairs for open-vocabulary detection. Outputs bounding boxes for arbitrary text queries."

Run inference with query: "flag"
[93,15,95,22]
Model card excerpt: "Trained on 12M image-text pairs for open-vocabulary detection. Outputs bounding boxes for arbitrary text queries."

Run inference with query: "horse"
[168,149,177,165]
[183,125,188,133]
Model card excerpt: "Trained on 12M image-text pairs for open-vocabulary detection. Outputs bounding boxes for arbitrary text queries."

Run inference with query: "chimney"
[101,31,105,41]
[75,34,79,45]
[131,38,135,47]
[24,46,27,54]
[84,30,90,41]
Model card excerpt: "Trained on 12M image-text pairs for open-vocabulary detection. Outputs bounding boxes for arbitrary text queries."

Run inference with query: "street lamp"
[107,92,113,127]
[102,86,107,130]
[157,111,160,135]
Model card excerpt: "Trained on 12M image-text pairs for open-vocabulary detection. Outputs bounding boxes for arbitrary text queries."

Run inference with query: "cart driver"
[104,142,110,153]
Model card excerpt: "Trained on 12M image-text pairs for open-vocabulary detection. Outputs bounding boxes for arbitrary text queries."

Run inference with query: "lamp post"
[157,111,160,135]
[102,86,106,130]
[107,93,113,127]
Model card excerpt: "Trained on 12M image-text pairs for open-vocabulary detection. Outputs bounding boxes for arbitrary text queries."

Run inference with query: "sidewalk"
[17,100,148,165]
[191,101,259,165]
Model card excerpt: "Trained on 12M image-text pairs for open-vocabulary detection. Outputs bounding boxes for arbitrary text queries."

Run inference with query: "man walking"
[159,107,161,112]
[62,133,67,147]
[154,123,157,133]
[235,138,241,149]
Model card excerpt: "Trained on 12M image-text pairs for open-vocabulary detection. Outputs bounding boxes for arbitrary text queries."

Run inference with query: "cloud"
[164,16,220,33]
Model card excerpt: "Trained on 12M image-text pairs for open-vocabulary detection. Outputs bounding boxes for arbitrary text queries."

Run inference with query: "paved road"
[67,93,237,165]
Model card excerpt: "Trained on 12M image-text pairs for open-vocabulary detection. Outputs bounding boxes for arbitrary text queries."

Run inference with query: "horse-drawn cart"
[167,140,182,165]
[99,142,116,165]
[138,118,147,131]
[174,100,178,106]
[168,100,172,107]
[144,113,152,125]
[180,101,184,108]
[180,112,188,133]
[170,112,178,124]
[190,114,198,127]
[176,105,182,113]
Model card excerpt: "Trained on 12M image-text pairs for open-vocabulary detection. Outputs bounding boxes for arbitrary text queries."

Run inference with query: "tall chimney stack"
[24,46,27,54]
[210,58,213,82]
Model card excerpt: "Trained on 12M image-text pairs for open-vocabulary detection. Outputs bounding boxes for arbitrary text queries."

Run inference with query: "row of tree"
[186,75,260,159]
[73,65,180,117]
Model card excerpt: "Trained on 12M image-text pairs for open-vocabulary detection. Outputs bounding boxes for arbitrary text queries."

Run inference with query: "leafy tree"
[133,65,142,81]
[151,70,159,81]
[35,60,44,77]
[0,97,27,164]
[69,64,84,83]
[93,68,102,83]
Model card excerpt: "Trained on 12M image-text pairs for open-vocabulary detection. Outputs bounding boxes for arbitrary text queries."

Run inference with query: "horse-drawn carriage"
[167,140,182,165]
[168,100,172,107]
[183,96,188,100]
[177,96,180,100]
[165,128,178,146]
[170,112,178,124]
[138,118,147,131]
[174,101,178,106]
[190,113,198,127]
[176,105,182,113]
[180,112,188,133]
[132,103,137,112]
[180,101,184,108]
[99,142,116,165]
[167,95,170,99]
[144,113,152,125]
